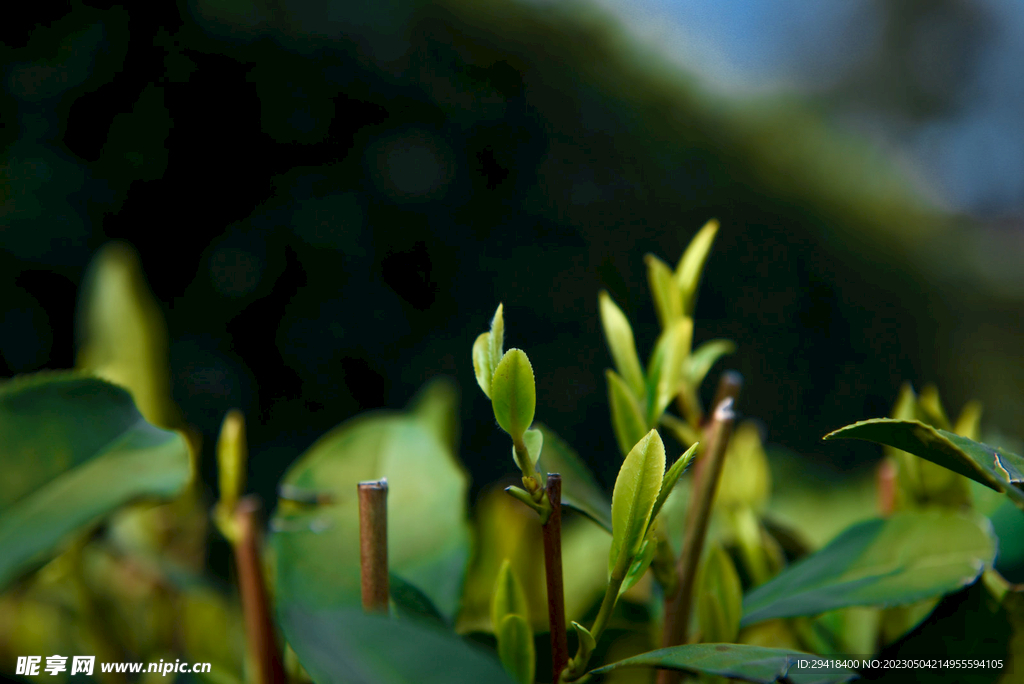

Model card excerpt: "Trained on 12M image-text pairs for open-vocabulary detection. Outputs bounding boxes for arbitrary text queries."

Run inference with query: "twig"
[233,496,287,684]
[658,399,736,684]
[542,474,569,683]
[358,479,389,614]
[689,371,743,508]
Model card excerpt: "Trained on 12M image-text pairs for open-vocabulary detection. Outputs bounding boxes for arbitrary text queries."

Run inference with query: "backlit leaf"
[607,370,649,458]
[599,291,646,399]
[491,349,536,442]
[675,219,720,317]
[645,254,682,329]
[610,430,665,578]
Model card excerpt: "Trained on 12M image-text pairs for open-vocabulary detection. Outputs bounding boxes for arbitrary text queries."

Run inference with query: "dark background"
[3,0,1024,515]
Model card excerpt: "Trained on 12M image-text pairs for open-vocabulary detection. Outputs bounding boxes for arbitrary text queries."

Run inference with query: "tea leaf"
[675,219,719,317]
[589,643,857,683]
[825,418,1024,509]
[490,303,505,369]
[473,333,495,398]
[741,511,995,627]
[75,241,179,428]
[610,430,665,578]
[647,318,693,422]
[571,621,597,663]
[280,605,514,684]
[599,291,646,399]
[0,375,191,590]
[492,559,530,631]
[619,525,657,596]
[698,542,742,643]
[685,339,736,389]
[389,573,448,628]
[523,428,543,469]
[645,254,682,329]
[496,615,534,684]
[607,370,649,458]
[651,442,699,523]
[535,423,612,533]
[491,349,536,442]
[270,378,470,619]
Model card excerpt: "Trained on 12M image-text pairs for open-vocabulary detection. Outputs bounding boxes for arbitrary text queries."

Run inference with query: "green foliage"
[609,430,665,579]
[7,224,1024,684]
[270,378,470,619]
[588,643,857,683]
[825,419,1024,509]
[0,375,191,590]
[741,511,996,627]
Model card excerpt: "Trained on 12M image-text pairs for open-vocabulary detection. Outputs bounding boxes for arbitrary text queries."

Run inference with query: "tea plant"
[1,225,1021,684]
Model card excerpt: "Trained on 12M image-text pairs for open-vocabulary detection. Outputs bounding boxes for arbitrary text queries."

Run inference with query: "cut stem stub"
[358,479,390,614]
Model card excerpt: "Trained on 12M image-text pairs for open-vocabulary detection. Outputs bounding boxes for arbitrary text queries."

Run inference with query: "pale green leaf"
[675,219,720,317]
[491,349,536,442]
[490,303,505,370]
[473,333,494,398]
[497,615,534,684]
[523,428,543,469]
[647,318,692,423]
[610,430,666,578]
[598,291,646,399]
[651,442,699,523]
[685,339,736,389]
[645,254,682,329]
[492,559,530,630]
[619,526,657,596]
[698,542,742,643]
[607,370,649,458]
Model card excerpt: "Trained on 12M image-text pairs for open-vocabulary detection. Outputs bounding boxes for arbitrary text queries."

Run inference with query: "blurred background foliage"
[3,0,1024,600]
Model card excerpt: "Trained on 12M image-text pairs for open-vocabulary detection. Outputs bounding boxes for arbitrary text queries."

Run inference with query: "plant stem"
[233,496,287,684]
[688,371,743,507]
[542,474,569,684]
[657,399,736,684]
[561,573,625,683]
[358,479,390,614]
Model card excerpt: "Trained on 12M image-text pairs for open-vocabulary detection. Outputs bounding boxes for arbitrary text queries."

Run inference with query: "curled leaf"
[496,615,534,684]
[697,542,742,643]
[523,428,543,469]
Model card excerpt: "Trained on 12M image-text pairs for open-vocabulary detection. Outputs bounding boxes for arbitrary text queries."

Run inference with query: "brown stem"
[658,399,736,684]
[542,474,569,683]
[877,458,897,516]
[358,479,390,614]
[690,371,743,493]
[233,496,287,684]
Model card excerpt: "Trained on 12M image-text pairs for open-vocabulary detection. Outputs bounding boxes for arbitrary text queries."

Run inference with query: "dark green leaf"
[279,604,514,684]
[535,423,612,533]
[824,418,1024,509]
[0,375,191,589]
[389,573,448,628]
[589,643,857,683]
[741,511,995,627]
